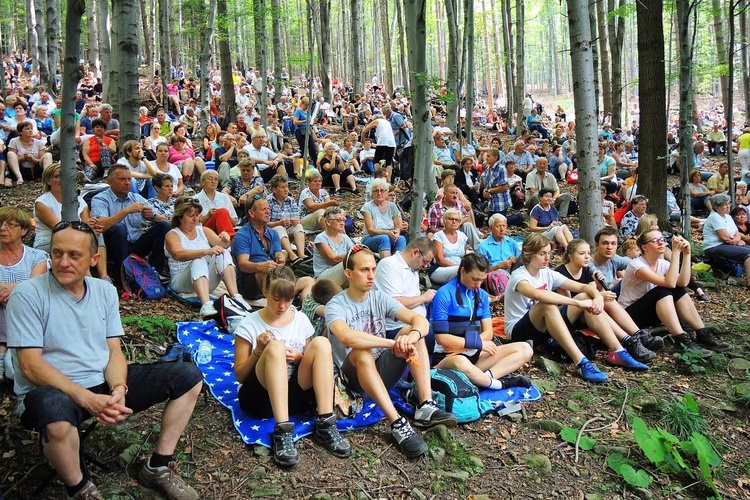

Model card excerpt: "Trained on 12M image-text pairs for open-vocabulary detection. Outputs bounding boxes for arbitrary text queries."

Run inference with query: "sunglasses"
[51,220,95,235]
[343,244,366,269]
[247,193,265,210]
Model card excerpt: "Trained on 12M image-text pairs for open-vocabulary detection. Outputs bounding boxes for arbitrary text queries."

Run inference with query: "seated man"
[326,246,457,458]
[476,214,520,295]
[433,135,458,179]
[7,222,203,499]
[359,137,376,175]
[706,161,730,195]
[706,124,726,156]
[524,157,574,217]
[246,131,285,183]
[91,165,171,280]
[548,145,573,181]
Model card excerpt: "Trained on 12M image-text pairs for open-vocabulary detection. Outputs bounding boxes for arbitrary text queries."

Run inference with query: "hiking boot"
[576,357,608,383]
[500,374,533,388]
[138,461,199,500]
[606,350,649,371]
[673,332,714,358]
[272,422,299,466]
[390,417,428,458]
[636,329,664,352]
[313,414,352,458]
[161,344,185,362]
[72,481,104,499]
[622,334,657,363]
[413,399,458,428]
[695,328,732,351]
[199,302,218,317]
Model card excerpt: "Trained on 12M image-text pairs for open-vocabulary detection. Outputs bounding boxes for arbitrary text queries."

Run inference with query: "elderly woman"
[7,121,53,184]
[703,193,750,287]
[361,178,406,258]
[620,195,649,239]
[81,118,117,179]
[299,169,339,231]
[529,188,574,249]
[688,169,713,213]
[732,206,750,242]
[169,133,206,185]
[34,163,109,280]
[313,206,355,287]
[116,140,158,198]
[0,207,48,381]
[165,196,249,317]
[268,174,307,262]
[736,181,750,208]
[148,173,176,220]
[194,170,238,238]
[222,158,265,209]
[430,207,468,285]
[318,142,358,195]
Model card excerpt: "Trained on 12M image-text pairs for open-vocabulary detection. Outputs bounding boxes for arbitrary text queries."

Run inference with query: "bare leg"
[673,293,705,330]
[293,230,307,258]
[279,235,298,260]
[331,173,341,190]
[153,380,202,456]
[255,340,291,422]
[296,337,334,414]
[528,302,585,363]
[192,276,210,304]
[42,421,84,486]
[222,265,241,296]
[348,349,401,423]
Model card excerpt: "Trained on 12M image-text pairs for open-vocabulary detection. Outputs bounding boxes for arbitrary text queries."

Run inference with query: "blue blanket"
[177,321,541,447]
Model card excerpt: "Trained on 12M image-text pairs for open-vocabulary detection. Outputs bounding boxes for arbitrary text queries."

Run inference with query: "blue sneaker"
[576,357,609,383]
[606,349,649,371]
[161,344,184,362]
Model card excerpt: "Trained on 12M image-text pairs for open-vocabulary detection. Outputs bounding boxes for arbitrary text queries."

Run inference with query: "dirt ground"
[2,118,750,500]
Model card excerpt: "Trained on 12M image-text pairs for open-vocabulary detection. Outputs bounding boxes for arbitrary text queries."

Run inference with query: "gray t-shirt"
[361,201,400,236]
[313,231,354,276]
[589,254,630,288]
[7,273,123,415]
[324,289,402,369]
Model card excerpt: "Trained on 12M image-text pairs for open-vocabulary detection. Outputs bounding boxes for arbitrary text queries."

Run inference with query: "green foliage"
[693,268,717,287]
[607,453,653,488]
[659,393,707,441]
[121,315,175,343]
[674,351,726,375]
[606,3,637,20]
[559,426,596,451]
[411,73,456,104]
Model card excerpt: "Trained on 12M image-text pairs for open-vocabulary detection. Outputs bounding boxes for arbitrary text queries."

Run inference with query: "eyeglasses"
[247,193,265,210]
[51,220,95,235]
[417,250,431,268]
[343,244,366,269]
[647,237,666,245]
[0,220,21,229]
[445,217,461,222]
[203,176,219,182]
[327,217,346,222]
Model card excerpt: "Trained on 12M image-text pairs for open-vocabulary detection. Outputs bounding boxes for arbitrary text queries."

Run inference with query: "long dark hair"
[456,253,489,306]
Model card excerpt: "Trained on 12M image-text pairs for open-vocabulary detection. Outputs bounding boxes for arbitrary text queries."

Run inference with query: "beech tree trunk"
[350,0,363,92]
[514,0,524,131]
[87,2,100,75]
[158,0,171,108]
[380,0,393,91]
[596,0,611,119]
[45,0,60,92]
[741,0,750,119]
[444,0,459,133]
[271,0,283,79]
[113,0,139,144]
[318,0,332,103]
[712,0,730,115]
[253,0,263,69]
[27,0,40,73]
[395,0,408,92]
[140,0,153,84]
[607,0,625,128]
[217,0,236,124]
[464,0,474,143]
[637,0,668,226]
[567,0,602,242]
[97,0,110,101]
[501,0,515,119]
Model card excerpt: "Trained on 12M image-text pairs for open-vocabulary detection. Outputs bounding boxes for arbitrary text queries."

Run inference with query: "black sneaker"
[313,415,352,458]
[673,332,714,358]
[695,328,731,351]
[622,334,656,363]
[500,374,533,388]
[390,417,428,458]
[413,399,458,428]
[636,329,664,352]
[272,422,299,466]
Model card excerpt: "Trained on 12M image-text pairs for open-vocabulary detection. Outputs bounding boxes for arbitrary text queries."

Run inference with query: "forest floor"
[2,122,750,500]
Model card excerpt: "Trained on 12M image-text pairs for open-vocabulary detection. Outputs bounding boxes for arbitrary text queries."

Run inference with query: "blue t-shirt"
[476,235,520,266]
[530,204,559,227]
[231,223,282,279]
[431,277,490,355]
[293,108,308,133]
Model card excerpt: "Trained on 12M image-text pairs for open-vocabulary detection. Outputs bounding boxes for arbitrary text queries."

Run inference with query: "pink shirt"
[168,145,195,164]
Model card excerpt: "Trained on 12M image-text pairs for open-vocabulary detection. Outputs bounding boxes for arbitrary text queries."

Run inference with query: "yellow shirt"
[707,173,729,192]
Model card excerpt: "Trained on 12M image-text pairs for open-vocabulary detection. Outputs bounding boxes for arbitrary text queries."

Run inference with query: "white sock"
[485,370,504,390]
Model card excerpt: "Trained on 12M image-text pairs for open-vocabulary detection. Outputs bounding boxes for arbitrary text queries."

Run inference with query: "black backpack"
[212,294,251,333]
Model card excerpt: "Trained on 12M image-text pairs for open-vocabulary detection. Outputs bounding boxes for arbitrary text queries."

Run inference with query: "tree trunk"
[140,0,152,85]
[596,0,611,119]
[217,0,236,124]
[589,6,600,121]
[318,0,332,103]
[395,0,408,93]
[549,8,560,96]
[490,0,503,101]
[27,0,40,73]
[87,2,99,75]
[113,0,139,144]
[258,0,268,126]
[637,0,668,226]
[444,0,459,133]
[350,0,363,92]
[380,0,393,92]
[711,0,730,116]
[199,0,217,139]
[404,0,434,239]
[482,0,494,110]
[567,0,602,242]
[158,0,171,107]
[514,0,524,132]
[45,0,60,93]
[728,0,737,203]
[253,0,263,69]
[271,0,283,80]
[109,0,121,113]
[501,0,514,120]
[464,0,474,143]
[97,0,111,101]
[61,0,85,222]
[607,0,625,128]
[741,0,750,119]
[435,0,445,81]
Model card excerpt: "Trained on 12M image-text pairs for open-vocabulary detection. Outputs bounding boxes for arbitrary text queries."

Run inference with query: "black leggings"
[625,285,688,329]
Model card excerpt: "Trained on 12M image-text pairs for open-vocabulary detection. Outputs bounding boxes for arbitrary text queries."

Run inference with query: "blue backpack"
[121,254,166,300]
[408,368,494,424]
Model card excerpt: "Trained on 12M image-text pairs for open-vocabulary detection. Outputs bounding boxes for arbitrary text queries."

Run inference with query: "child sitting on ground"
[301,279,342,338]
[621,237,641,259]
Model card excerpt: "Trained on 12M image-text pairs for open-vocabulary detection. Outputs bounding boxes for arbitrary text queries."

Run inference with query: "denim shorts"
[21,362,203,431]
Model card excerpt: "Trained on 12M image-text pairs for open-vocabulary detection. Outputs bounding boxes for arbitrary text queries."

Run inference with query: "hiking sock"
[149,452,172,469]
[621,334,632,344]
[484,370,504,390]
[66,477,89,497]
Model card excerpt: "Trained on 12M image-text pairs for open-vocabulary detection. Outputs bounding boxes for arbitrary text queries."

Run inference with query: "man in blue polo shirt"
[232,195,286,300]
[476,214,520,295]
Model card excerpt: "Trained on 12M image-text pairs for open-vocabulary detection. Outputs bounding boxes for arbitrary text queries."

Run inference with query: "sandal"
[2,179,11,188]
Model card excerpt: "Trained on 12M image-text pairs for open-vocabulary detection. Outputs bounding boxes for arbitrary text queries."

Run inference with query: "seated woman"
[0,207,48,381]
[194,170,238,238]
[169,132,206,185]
[688,169,713,213]
[361,179,406,258]
[222,158,265,209]
[600,186,617,228]
[702,193,750,287]
[430,208,468,286]
[233,267,351,466]
[8,121,53,184]
[148,173,177,220]
[618,229,730,357]
[299,170,338,232]
[619,195,648,240]
[268,174,307,261]
[81,118,116,180]
[34,163,109,280]
[318,142,358,195]
[504,234,648,383]
[732,206,750,243]
[529,188,574,249]
[736,181,750,209]
[598,144,621,194]
[165,196,249,317]
[313,206,355,287]
[117,140,158,198]
[432,253,533,389]
[555,239,661,362]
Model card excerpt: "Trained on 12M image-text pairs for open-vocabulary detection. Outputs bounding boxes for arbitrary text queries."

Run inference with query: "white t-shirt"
[373,252,425,331]
[432,230,467,265]
[34,192,86,252]
[156,163,182,194]
[618,257,671,309]
[702,211,736,250]
[373,119,397,148]
[194,190,238,219]
[359,148,376,163]
[504,266,568,337]
[234,308,313,379]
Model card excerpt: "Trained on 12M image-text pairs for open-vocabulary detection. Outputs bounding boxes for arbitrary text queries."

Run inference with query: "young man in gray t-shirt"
[325,245,457,458]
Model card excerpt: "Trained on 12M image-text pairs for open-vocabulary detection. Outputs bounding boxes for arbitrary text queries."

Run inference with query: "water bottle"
[195,340,212,365]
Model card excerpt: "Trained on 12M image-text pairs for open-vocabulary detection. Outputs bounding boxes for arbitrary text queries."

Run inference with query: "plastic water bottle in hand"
[195,340,213,365]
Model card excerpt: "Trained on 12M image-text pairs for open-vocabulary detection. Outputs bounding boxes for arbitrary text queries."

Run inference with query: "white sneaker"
[232,294,252,310]
[199,302,218,317]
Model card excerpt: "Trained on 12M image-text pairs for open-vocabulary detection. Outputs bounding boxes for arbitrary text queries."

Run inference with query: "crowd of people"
[0,65,741,498]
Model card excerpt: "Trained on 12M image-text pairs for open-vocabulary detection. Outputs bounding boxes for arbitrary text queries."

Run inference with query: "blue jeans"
[362,233,406,254]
